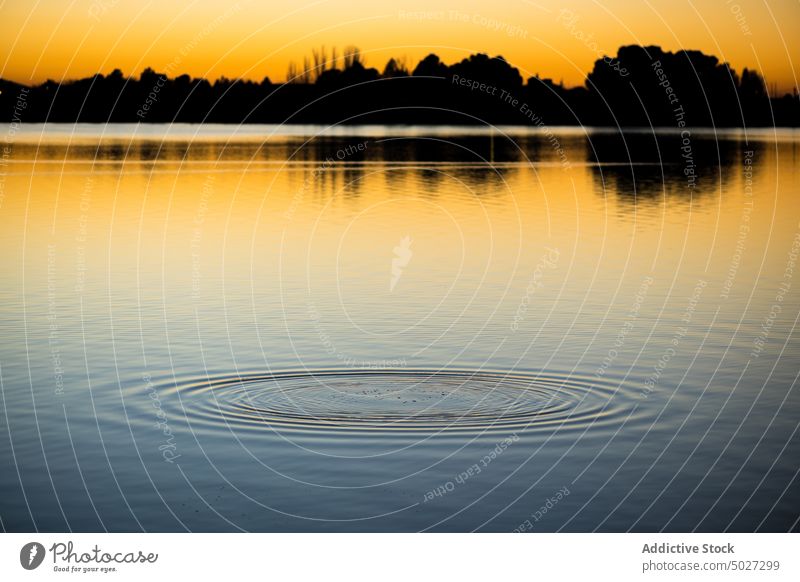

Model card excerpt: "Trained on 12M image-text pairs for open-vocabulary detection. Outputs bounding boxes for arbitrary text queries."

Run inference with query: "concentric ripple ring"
[158,369,639,436]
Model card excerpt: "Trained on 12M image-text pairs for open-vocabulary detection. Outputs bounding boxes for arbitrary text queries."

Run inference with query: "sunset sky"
[1,0,798,93]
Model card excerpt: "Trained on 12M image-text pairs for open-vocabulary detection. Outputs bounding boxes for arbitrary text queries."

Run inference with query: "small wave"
[153,369,639,437]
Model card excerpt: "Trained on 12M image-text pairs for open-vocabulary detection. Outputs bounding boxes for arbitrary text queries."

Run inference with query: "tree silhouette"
[0,45,794,126]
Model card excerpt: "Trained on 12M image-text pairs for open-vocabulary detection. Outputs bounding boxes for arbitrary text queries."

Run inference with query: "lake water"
[1,124,798,532]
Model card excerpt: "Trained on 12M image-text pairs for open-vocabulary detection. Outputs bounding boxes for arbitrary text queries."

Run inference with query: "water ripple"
[155,369,641,436]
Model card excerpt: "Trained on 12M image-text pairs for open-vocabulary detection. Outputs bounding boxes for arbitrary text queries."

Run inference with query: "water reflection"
[0,125,798,532]
[587,132,772,201]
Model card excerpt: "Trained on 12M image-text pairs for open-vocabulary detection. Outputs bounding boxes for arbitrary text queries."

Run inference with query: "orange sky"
[1,0,798,93]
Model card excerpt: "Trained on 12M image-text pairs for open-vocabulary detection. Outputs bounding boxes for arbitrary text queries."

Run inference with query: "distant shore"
[1,45,797,127]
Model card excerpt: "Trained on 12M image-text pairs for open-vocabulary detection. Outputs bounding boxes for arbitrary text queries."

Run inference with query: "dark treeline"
[1,45,797,126]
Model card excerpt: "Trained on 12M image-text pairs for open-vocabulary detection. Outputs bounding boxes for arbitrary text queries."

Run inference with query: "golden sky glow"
[1,0,798,92]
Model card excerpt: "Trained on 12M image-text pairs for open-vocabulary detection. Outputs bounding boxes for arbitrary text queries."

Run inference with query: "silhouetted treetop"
[0,45,795,126]
[586,45,771,125]
[449,54,523,89]
[412,54,449,77]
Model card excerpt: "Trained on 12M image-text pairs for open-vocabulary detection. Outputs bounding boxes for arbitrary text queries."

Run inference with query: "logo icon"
[20,542,46,570]
[390,235,413,291]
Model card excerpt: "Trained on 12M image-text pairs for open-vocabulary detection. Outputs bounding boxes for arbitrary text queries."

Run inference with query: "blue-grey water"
[0,124,798,532]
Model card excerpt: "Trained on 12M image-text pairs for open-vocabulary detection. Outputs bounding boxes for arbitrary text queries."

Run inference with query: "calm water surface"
[1,124,798,531]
